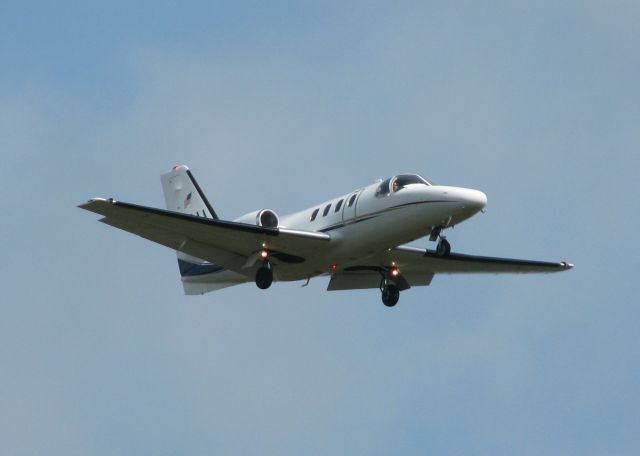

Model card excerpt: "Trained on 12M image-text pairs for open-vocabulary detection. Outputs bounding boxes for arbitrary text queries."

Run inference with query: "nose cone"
[452,189,486,223]
[463,189,487,211]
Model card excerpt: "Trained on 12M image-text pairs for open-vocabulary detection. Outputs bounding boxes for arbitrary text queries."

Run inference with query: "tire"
[255,267,273,289]
[437,238,451,257]
[382,284,400,307]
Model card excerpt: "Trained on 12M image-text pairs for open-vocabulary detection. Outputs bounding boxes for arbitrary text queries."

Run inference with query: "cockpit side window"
[391,174,432,192]
[375,178,392,197]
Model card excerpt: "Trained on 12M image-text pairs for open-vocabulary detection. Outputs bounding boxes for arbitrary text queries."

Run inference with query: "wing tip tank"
[77,198,118,217]
[78,197,116,208]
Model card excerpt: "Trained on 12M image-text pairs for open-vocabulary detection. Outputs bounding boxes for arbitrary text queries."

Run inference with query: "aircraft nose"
[462,189,487,212]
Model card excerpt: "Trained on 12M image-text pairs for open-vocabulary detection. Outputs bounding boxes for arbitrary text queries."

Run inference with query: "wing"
[389,246,574,274]
[79,198,330,274]
[328,245,573,291]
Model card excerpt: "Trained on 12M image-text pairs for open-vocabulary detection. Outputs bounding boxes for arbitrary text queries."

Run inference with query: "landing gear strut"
[255,263,273,289]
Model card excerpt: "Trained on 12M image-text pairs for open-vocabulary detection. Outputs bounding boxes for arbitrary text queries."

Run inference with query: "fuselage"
[270,174,487,281]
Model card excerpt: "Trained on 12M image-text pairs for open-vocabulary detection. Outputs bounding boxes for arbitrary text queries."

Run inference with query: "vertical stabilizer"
[160,165,218,219]
[161,165,229,294]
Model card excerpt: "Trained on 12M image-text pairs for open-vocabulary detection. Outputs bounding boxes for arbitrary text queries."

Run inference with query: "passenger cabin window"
[348,193,357,207]
[335,199,344,212]
[323,204,331,216]
[310,208,319,221]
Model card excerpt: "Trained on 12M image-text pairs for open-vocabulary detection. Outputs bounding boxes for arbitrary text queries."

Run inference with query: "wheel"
[436,238,451,257]
[255,267,273,289]
[382,284,400,307]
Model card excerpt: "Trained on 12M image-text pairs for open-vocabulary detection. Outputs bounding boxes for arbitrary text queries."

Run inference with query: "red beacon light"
[330,263,338,272]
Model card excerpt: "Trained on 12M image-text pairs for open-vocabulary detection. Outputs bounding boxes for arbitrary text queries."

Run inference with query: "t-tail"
[161,165,219,219]
[161,165,243,294]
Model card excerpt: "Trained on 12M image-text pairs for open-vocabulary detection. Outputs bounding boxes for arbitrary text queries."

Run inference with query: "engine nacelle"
[234,209,279,228]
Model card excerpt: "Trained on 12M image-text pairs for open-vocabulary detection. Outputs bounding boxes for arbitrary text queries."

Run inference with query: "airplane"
[79,165,573,307]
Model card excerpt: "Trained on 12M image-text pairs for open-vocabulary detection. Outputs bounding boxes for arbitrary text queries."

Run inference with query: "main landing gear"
[255,250,273,289]
[381,282,400,307]
[380,268,401,307]
[255,264,273,289]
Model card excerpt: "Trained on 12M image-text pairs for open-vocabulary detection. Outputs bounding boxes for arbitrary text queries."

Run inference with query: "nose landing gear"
[436,237,451,257]
[430,227,451,257]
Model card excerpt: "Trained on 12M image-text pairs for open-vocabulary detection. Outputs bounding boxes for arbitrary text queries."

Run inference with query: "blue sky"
[2,1,638,454]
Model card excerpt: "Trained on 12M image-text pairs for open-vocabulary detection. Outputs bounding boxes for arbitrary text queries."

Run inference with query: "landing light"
[259,250,269,260]
[389,267,400,278]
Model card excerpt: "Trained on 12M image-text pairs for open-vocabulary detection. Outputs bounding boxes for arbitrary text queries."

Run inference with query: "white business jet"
[79,165,573,307]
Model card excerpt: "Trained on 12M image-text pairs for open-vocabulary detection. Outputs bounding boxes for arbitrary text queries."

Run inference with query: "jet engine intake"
[234,209,279,228]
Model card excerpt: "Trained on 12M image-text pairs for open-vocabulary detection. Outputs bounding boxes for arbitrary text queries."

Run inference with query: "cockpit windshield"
[375,174,432,196]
